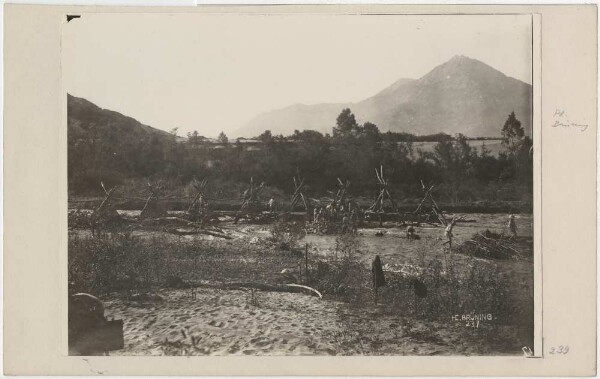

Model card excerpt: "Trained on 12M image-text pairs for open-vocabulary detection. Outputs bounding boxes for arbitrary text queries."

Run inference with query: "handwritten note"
[551,109,589,131]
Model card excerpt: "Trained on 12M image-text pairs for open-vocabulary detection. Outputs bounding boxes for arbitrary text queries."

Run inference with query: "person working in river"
[268,198,275,212]
[443,217,458,249]
[351,210,358,233]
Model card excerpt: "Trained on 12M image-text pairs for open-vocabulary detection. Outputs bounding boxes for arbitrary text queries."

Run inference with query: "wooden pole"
[304,243,309,284]
[300,193,309,212]
[384,188,399,213]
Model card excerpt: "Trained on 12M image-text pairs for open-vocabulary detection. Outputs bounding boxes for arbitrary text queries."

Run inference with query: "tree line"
[68,108,532,205]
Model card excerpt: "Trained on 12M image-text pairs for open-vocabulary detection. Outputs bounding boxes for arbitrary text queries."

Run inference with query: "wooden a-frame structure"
[90,181,122,234]
[289,174,310,212]
[139,180,167,219]
[413,179,447,225]
[234,177,265,223]
[186,177,208,220]
[367,165,399,214]
[334,178,351,205]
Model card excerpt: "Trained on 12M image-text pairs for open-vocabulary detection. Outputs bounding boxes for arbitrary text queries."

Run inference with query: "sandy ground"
[104,288,340,355]
[103,287,521,356]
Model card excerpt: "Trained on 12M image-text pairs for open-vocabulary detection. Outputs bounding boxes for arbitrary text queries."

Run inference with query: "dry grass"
[68,231,303,295]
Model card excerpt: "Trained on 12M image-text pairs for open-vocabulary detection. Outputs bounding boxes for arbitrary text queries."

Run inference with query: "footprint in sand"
[250,337,271,347]
[208,320,226,327]
[242,349,256,355]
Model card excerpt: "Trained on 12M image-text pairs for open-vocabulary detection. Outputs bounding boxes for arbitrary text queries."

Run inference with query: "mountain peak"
[420,54,508,85]
[238,55,531,138]
[449,54,482,63]
[449,54,470,62]
[442,55,493,70]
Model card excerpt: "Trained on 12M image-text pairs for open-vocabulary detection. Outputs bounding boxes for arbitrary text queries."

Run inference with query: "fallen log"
[198,230,232,239]
[283,284,323,299]
[192,281,322,298]
[165,227,232,239]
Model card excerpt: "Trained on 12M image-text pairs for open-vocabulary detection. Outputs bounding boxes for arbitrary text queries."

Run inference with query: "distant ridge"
[237,55,532,138]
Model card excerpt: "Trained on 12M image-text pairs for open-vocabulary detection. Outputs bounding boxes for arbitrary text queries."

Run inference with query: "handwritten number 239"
[549,346,569,355]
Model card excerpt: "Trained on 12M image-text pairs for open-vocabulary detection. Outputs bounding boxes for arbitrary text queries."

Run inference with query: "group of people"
[441,213,519,248]
[405,213,519,247]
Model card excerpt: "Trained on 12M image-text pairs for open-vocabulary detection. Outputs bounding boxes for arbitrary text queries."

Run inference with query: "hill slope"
[238,55,532,138]
[68,94,176,141]
[68,94,182,192]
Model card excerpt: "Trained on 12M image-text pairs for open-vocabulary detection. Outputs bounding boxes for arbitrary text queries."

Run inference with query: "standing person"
[268,197,276,212]
[341,214,349,233]
[371,255,386,304]
[330,201,338,222]
[443,217,458,249]
[508,214,518,238]
[325,201,334,220]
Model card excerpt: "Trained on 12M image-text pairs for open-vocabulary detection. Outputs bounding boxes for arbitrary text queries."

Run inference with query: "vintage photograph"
[66,13,534,356]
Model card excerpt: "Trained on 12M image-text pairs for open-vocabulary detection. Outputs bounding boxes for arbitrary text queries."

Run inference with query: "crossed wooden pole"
[187,177,208,215]
[414,179,447,225]
[90,181,120,235]
[335,178,351,204]
[368,165,399,214]
[140,180,165,219]
[234,177,264,223]
[289,174,310,212]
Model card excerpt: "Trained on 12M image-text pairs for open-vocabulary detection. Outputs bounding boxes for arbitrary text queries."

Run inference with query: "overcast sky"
[63,13,532,137]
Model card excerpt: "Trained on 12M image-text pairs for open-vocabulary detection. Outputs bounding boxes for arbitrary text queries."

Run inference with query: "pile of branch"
[456,230,524,260]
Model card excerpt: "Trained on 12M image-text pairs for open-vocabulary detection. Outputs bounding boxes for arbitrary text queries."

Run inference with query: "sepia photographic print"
[66,13,536,357]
